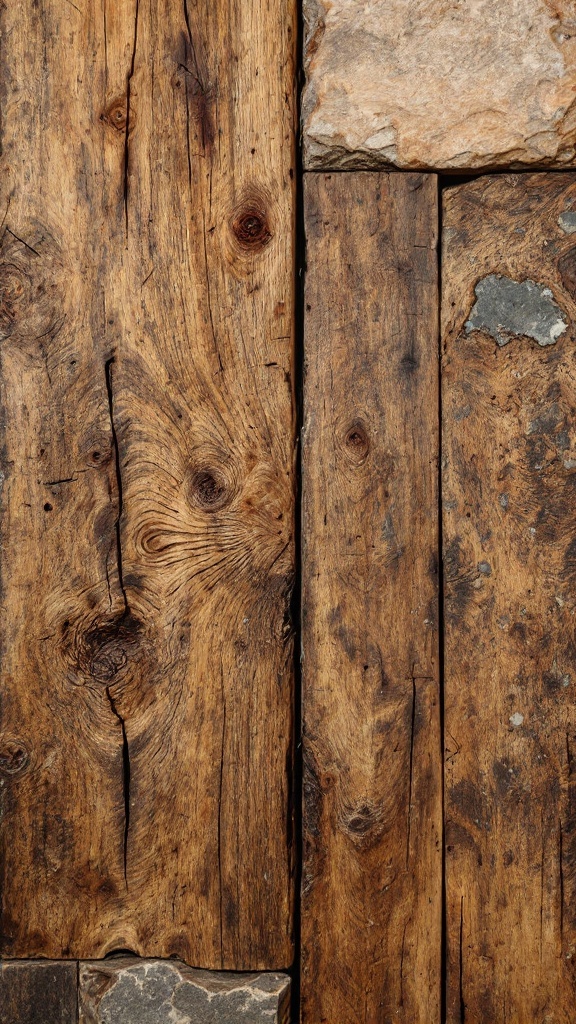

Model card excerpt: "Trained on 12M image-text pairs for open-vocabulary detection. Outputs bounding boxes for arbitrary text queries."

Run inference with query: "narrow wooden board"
[0,0,296,967]
[0,961,77,1024]
[443,173,576,1021]
[301,172,442,1024]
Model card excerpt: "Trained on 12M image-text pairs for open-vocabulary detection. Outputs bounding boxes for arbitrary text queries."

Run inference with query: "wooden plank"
[0,0,296,967]
[0,961,77,1024]
[301,172,442,1024]
[443,173,576,1022]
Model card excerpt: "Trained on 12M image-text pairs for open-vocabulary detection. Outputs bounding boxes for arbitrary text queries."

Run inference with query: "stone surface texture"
[303,0,576,170]
[465,274,569,347]
[78,959,291,1024]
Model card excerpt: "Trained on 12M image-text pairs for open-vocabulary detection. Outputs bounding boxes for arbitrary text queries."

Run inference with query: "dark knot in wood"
[101,97,131,132]
[0,264,28,338]
[79,615,142,683]
[189,466,233,512]
[0,738,29,776]
[232,208,272,250]
[343,421,370,463]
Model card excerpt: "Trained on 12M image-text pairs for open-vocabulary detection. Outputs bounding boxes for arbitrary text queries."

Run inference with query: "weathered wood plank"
[0,961,77,1024]
[301,172,442,1024]
[0,0,296,967]
[443,173,576,1022]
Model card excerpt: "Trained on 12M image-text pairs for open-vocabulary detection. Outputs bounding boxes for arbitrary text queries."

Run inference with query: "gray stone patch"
[465,274,568,348]
[558,211,576,234]
[79,960,291,1024]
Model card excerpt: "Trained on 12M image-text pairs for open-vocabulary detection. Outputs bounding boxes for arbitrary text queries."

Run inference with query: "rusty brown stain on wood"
[443,173,576,1022]
[301,172,442,1024]
[0,0,296,967]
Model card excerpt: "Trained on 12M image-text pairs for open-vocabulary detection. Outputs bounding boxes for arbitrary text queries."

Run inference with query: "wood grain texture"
[0,961,77,1024]
[0,0,296,967]
[443,173,576,1022]
[301,172,442,1024]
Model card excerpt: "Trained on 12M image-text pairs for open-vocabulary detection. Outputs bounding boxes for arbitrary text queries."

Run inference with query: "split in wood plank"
[0,0,296,968]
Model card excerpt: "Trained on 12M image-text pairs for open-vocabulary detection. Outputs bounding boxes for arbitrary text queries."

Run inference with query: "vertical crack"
[540,809,545,963]
[459,895,465,1023]
[105,685,131,886]
[123,0,140,235]
[202,211,223,374]
[217,660,226,967]
[104,357,130,886]
[559,818,564,943]
[104,357,129,616]
[399,921,407,1008]
[406,670,417,867]
[437,175,447,1024]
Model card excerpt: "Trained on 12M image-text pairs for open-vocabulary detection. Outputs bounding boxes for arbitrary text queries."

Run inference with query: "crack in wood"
[104,357,131,887]
[459,895,465,1024]
[218,659,226,968]
[105,685,131,887]
[123,0,140,235]
[406,672,417,869]
[104,357,129,617]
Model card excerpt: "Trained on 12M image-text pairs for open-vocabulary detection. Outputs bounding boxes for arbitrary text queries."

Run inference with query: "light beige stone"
[303,0,576,170]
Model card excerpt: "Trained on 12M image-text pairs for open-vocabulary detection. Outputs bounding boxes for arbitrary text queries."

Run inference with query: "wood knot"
[0,228,68,345]
[0,738,29,776]
[346,805,375,835]
[190,466,233,511]
[0,263,28,338]
[399,351,419,376]
[232,207,272,250]
[80,615,142,683]
[81,430,113,469]
[343,420,370,464]
[101,97,132,132]
[342,801,384,848]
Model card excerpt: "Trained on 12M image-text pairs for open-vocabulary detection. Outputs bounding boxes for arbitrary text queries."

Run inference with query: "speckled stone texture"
[303,0,576,170]
[78,959,291,1024]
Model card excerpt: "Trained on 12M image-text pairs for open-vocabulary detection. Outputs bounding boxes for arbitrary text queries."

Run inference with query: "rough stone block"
[303,0,576,170]
[78,958,291,1024]
[0,960,78,1024]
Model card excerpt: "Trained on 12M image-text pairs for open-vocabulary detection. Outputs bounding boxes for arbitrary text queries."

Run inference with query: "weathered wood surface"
[0,961,77,1024]
[443,173,576,1022]
[0,0,296,967]
[302,172,442,1023]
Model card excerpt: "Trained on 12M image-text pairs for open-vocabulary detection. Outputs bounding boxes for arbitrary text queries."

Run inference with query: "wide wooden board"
[0,0,296,967]
[443,173,576,1021]
[301,172,442,1024]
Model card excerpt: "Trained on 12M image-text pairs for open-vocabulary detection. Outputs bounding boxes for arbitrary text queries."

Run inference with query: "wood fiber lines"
[0,0,296,967]
[443,173,576,1022]
[301,172,442,1024]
